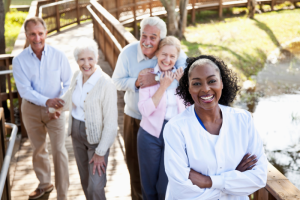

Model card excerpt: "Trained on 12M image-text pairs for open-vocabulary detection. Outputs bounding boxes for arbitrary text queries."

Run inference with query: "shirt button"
[220,167,222,169]
[87,92,89,94]
[85,127,87,129]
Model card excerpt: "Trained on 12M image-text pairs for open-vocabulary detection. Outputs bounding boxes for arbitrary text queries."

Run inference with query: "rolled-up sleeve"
[138,87,157,117]
[210,112,267,196]
[112,52,138,92]
[164,123,221,200]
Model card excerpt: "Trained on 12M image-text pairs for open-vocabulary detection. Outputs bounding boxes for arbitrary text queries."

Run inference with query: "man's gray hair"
[24,17,47,32]
[140,17,167,39]
[73,38,99,61]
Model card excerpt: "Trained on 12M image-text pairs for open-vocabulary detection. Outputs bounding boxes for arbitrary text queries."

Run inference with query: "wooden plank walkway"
[9,22,131,200]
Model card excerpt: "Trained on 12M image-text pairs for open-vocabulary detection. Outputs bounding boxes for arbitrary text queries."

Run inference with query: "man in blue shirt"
[12,17,72,200]
[112,16,187,200]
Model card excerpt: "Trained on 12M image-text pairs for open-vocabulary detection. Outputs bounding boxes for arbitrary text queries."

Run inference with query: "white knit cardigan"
[58,67,118,156]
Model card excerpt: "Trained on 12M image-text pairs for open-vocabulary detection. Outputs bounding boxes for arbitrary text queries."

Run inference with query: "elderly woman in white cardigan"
[48,38,118,200]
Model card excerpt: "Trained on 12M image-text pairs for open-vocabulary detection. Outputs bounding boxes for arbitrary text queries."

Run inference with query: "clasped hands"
[189,153,258,188]
[46,98,64,120]
[135,67,184,88]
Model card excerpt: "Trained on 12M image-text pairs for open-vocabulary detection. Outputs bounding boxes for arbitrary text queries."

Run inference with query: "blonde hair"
[158,36,181,56]
[24,17,47,32]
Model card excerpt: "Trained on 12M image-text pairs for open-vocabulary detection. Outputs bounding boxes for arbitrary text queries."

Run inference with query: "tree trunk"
[4,0,11,14]
[248,0,256,19]
[178,0,188,39]
[0,0,5,54]
[160,0,179,36]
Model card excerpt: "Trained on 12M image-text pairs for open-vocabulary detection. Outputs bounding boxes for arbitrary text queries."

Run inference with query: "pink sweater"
[138,83,186,138]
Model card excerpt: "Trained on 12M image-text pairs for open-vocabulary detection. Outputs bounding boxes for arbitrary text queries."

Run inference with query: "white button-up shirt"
[72,67,102,122]
[12,44,73,106]
[164,105,268,200]
[153,64,178,120]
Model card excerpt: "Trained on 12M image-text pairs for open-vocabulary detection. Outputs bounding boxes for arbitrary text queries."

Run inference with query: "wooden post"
[218,0,223,18]
[192,0,195,24]
[116,0,120,20]
[55,0,60,32]
[271,0,275,10]
[149,0,152,17]
[76,0,80,24]
[17,94,27,138]
[268,193,277,200]
[4,59,14,124]
[0,108,12,200]
[133,0,138,38]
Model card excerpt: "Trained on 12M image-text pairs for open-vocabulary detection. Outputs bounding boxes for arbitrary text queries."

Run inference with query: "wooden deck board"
[9,22,131,200]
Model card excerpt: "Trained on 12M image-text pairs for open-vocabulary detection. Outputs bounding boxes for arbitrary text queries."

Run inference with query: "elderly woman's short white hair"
[140,17,167,39]
[74,38,99,61]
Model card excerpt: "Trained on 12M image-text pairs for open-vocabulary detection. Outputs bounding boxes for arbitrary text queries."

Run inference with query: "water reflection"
[233,40,300,189]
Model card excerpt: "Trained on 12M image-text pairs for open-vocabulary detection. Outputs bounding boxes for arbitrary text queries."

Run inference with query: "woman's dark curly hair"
[176,55,240,107]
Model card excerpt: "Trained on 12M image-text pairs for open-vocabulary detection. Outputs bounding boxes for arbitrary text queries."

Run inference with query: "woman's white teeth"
[162,62,169,66]
[201,95,213,100]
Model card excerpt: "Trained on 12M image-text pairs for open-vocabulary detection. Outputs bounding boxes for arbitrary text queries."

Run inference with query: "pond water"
[233,40,300,189]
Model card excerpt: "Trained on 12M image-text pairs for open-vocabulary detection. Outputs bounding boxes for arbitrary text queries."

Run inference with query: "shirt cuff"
[41,97,50,107]
[210,175,225,190]
[132,78,139,92]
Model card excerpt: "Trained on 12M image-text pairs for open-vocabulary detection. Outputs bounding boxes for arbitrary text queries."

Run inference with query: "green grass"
[5,9,28,53]
[182,8,300,80]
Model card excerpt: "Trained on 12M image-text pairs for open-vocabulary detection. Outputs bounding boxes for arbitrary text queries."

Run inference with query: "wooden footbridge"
[1,0,300,199]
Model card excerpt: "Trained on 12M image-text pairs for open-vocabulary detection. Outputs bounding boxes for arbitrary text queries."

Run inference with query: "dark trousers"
[124,114,143,200]
[137,120,168,200]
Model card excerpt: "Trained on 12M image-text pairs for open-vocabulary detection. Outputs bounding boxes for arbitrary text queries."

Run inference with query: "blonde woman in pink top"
[137,36,186,200]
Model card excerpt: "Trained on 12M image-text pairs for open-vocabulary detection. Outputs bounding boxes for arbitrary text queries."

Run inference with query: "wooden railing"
[0,108,11,200]
[98,0,300,35]
[37,0,91,33]
[88,0,137,69]
[0,56,26,138]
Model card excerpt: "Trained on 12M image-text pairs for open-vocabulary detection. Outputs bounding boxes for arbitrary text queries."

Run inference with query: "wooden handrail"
[37,0,91,34]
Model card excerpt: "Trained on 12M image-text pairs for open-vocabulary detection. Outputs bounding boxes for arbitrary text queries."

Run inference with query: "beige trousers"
[21,100,69,200]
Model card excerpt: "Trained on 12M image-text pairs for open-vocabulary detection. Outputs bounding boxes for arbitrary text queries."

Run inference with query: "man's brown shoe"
[29,184,54,199]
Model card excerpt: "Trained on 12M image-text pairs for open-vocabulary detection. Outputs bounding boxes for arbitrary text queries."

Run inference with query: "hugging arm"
[112,53,139,92]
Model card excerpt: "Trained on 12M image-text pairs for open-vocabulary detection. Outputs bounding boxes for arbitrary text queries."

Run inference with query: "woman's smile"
[200,94,215,103]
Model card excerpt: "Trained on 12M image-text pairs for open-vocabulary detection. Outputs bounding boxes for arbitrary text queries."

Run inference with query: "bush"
[5,9,28,53]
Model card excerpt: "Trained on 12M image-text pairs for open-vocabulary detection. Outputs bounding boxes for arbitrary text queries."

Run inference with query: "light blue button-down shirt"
[112,41,187,120]
[12,44,73,107]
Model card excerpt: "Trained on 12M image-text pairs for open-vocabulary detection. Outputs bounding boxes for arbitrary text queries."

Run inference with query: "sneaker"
[29,184,54,199]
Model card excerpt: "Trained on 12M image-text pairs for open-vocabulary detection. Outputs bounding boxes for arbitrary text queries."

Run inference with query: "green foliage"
[182,9,300,80]
[5,9,28,53]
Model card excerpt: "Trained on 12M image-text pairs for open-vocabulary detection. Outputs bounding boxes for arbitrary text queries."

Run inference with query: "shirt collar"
[153,64,176,74]
[137,42,157,63]
[28,44,48,57]
[76,65,102,86]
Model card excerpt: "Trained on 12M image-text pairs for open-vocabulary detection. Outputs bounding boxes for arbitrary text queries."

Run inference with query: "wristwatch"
[155,74,160,82]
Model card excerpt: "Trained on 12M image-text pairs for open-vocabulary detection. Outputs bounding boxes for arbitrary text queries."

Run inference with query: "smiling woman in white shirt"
[49,38,117,200]
[163,55,268,200]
